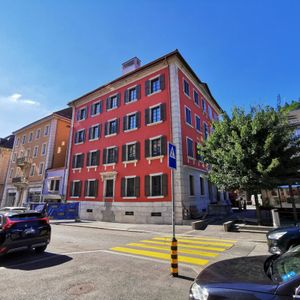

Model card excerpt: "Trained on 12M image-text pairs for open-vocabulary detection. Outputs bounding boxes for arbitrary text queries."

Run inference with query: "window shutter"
[95,180,99,197]
[145,139,150,158]
[88,127,92,140]
[84,180,88,196]
[96,150,100,165]
[136,85,141,99]
[122,144,126,161]
[145,175,150,196]
[121,178,126,197]
[124,90,129,104]
[74,132,78,144]
[161,103,166,121]
[145,80,150,95]
[78,181,82,197]
[106,97,109,111]
[76,110,80,121]
[85,107,88,119]
[70,181,74,196]
[72,155,76,168]
[162,174,168,196]
[136,112,140,128]
[116,118,120,133]
[91,103,94,116]
[86,152,91,167]
[98,124,101,138]
[135,142,140,160]
[82,130,86,142]
[103,148,107,164]
[159,74,165,91]
[161,136,167,155]
[117,93,120,107]
[104,122,108,136]
[145,108,150,125]
[99,100,103,113]
[80,154,85,168]
[123,116,127,131]
[114,147,118,163]
[135,176,140,197]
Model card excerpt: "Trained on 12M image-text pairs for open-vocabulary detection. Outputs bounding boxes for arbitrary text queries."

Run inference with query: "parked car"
[0,210,51,255]
[0,207,28,212]
[267,225,300,255]
[189,245,300,300]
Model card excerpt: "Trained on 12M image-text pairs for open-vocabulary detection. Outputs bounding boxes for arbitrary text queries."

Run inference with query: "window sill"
[147,120,163,126]
[85,196,96,199]
[125,99,137,105]
[187,156,195,161]
[103,163,116,170]
[147,195,164,199]
[186,123,193,128]
[87,166,98,171]
[106,107,118,112]
[184,92,191,99]
[70,196,79,199]
[72,168,82,173]
[89,138,100,142]
[147,89,161,96]
[122,160,138,167]
[123,197,137,199]
[91,113,101,118]
[74,142,84,145]
[146,155,164,164]
[105,133,117,138]
[124,128,138,133]
[77,118,87,122]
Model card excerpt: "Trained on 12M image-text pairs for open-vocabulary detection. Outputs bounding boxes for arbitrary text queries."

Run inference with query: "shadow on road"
[176,275,195,282]
[0,250,72,271]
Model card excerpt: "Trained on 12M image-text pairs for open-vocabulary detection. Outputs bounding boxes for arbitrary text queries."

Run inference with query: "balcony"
[12,176,28,188]
[16,156,31,167]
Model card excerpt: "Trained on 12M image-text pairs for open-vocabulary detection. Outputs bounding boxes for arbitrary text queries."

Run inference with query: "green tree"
[201,106,300,224]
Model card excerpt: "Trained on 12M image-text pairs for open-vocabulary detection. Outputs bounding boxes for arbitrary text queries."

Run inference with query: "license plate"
[24,228,36,235]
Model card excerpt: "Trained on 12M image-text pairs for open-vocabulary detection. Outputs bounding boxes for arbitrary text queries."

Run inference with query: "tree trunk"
[254,193,262,225]
[288,184,298,225]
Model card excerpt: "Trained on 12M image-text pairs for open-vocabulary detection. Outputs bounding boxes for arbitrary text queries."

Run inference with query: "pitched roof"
[0,135,15,149]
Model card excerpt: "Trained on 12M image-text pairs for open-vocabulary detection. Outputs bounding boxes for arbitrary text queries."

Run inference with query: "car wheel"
[34,245,47,254]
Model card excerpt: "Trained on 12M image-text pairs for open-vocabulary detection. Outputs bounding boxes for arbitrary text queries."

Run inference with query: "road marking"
[127,243,219,257]
[110,247,209,266]
[167,236,237,243]
[140,240,226,252]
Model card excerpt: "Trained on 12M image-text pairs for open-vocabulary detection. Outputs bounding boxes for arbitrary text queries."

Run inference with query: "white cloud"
[0,93,40,106]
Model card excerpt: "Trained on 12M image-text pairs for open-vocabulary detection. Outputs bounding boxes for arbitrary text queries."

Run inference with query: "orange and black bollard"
[170,237,178,277]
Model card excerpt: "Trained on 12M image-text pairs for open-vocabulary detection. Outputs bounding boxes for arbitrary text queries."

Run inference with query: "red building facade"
[67,51,227,224]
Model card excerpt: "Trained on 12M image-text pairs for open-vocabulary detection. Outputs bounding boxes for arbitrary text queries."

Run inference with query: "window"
[76,107,87,121]
[123,112,140,131]
[214,113,219,122]
[72,153,84,169]
[103,147,118,164]
[200,177,205,195]
[195,115,201,132]
[208,106,213,120]
[106,94,120,110]
[22,135,26,145]
[187,138,194,158]
[202,98,207,113]
[9,168,14,178]
[36,129,41,139]
[145,75,165,95]
[33,146,38,157]
[121,176,140,197]
[89,124,101,140]
[26,149,31,158]
[12,153,17,162]
[105,119,119,136]
[74,129,85,144]
[91,101,102,116]
[185,107,192,126]
[29,165,35,177]
[145,136,166,158]
[70,181,81,197]
[29,132,33,142]
[189,175,194,196]
[85,179,98,197]
[145,174,168,197]
[38,162,44,175]
[122,142,140,162]
[44,125,50,136]
[194,90,199,105]
[41,143,47,156]
[87,150,100,167]
[183,79,190,96]
[15,138,19,147]
[49,179,60,192]
[105,179,114,197]
[125,85,141,104]
[204,123,209,140]
[145,104,166,125]
[151,138,161,157]
[195,142,202,161]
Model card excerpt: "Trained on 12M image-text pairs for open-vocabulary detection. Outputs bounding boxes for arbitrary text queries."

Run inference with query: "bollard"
[170,237,178,277]
[271,209,280,228]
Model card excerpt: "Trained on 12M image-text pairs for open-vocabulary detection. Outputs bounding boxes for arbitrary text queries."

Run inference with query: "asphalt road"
[0,224,268,300]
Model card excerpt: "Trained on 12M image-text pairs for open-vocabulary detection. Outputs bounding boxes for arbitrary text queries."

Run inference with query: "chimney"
[122,57,141,75]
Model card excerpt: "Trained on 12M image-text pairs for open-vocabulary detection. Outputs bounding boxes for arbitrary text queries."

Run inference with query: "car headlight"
[190,282,209,300]
[268,231,287,240]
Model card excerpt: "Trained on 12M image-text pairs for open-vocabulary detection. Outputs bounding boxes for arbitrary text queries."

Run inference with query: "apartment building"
[1,108,72,207]
[67,50,228,224]
[0,135,14,201]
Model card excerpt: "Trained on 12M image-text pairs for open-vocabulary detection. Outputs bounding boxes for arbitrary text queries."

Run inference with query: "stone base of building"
[208,203,232,216]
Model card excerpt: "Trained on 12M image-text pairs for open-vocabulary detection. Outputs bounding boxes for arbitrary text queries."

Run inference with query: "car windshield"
[270,245,300,283]
[8,212,44,220]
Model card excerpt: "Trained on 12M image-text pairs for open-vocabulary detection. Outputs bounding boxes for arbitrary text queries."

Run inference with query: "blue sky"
[0,0,299,137]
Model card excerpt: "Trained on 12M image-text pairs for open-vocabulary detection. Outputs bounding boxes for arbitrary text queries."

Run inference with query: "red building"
[67,50,228,224]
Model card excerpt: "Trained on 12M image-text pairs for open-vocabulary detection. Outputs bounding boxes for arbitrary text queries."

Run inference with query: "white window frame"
[193,89,200,106]
[148,172,163,198]
[127,85,138,103]
[29,132,33,142]
[38,162,44,176]
[41,143,47,156]
[125,112,138,131]
[105,146,117,165]
[89,124,100,141]
[149,135,163,157]
[77,107,87,121]
[107,94,118,111]
[48,177,60,193]
[202,98,207,113]
[86,179,97,198]
[88,150,98,167]
[195,114,201,132]
[22,135,26,145]
[12,153,17,162]
[71,180,81,198]
[186,137,194,159]
[75,129,85,144]
[183,78,190,97]
[125,141,137,162]
[148,103,162,125]
[149,76,161,95]
[106,118,117,136]
[91,101,101,117]
[29,164,35,177]
[185,106,193,127]
[124,175,137,199]
[44,125,50,136]
[73,153,83,169]
[33,146,39,158]
[104,177,115,198]
[35,128,41,140]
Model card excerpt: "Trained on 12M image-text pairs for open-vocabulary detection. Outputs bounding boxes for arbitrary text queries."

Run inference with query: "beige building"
[1,108,72,207]
[0,135,14,201]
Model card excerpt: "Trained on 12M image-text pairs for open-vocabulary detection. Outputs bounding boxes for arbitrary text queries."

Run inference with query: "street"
[0,223,269,300]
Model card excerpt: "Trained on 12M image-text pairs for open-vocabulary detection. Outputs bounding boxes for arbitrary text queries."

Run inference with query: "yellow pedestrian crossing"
[110,235,235,267]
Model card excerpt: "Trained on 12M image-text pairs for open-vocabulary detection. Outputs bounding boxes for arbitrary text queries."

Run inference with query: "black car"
[189,246,300,300]
[0,210,51,255]
[267,226,300,255]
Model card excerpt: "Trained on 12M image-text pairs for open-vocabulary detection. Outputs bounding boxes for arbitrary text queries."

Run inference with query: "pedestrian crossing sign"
[168,142,177,169]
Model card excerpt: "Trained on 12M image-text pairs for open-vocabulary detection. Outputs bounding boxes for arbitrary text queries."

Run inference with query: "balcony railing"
[12,176,28,187]
[16,156,31,167]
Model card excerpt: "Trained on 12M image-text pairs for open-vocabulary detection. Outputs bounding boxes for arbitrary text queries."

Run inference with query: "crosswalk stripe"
[165,236,237,243]
[110,247,209,266]
[140,240,226,252]
[127,243,219,257]
[153,237,233,248]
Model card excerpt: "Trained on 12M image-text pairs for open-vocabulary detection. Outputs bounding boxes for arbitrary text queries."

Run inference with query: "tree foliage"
[201,106,300,194]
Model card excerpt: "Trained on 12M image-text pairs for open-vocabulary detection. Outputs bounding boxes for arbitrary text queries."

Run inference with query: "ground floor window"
[189,175,194,196]
[105,179,114,197]
[145,174,168,197]
[200,177,205,195]
[121,177,140,197]
[85,180,98,197]
[70,181,81,197]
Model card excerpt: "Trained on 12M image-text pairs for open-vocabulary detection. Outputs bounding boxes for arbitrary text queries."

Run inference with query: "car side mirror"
[293,286,300,299]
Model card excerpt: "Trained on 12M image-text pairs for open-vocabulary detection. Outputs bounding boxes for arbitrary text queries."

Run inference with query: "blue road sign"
[168,142,177,169]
